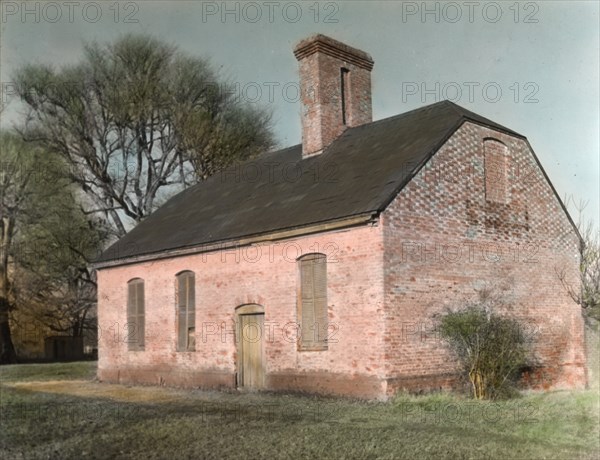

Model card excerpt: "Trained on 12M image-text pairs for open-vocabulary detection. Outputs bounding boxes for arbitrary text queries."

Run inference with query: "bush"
[439,307,533,400]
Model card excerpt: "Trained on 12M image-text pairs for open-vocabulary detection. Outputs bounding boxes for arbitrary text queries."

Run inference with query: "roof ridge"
[440,100,524,138]
[442,99,465,117]
[274,100,522,155]
[347,100,451,131]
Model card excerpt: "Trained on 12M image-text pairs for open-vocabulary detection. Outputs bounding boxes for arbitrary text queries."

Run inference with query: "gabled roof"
[95,101,525,266]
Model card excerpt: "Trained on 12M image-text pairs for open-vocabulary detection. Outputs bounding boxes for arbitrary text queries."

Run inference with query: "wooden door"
[238,313,265,389]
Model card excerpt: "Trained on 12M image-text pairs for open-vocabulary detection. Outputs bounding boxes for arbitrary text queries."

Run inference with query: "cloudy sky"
[1,1,598,225]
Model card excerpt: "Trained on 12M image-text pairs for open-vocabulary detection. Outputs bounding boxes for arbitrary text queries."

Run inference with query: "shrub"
[439,306,533,400]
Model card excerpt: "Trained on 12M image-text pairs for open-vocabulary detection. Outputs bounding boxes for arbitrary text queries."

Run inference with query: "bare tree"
[13,34,275,237]
[557,196,600,321]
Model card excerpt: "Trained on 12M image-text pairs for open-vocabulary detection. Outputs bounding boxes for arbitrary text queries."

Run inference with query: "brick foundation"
[267,371,384,399]
[98,366,235,389]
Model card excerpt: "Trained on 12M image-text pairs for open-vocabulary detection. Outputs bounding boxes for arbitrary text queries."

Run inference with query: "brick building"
[94,35,586,399]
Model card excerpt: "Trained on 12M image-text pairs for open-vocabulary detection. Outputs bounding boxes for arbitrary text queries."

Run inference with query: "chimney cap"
[293,34,374,71]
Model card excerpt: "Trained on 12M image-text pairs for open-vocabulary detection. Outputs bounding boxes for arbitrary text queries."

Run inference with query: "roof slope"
[96,101,523,264]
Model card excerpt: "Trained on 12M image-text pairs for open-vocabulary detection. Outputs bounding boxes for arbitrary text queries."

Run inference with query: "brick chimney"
[293,34,374,158]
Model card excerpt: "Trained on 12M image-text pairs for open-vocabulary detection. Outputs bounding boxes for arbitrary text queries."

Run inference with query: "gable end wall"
[381,121,586,395]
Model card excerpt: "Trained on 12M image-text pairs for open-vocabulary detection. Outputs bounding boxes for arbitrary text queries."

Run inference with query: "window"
[298,253,328,350]
[176,271,196,351]
[127,279,145,351]
[484,138,508,204]
[340,67,350,125]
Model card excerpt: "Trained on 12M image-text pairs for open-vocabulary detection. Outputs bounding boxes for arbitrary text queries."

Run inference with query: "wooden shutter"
[127,282,135,350]
[177,274,186,351]
[299,254,328,350]
[313,256,328,345]
[300,259,315,346]
[136,281,145,348]
[127,279,144,351]
[177,272,195,351]
[187,275,195,351]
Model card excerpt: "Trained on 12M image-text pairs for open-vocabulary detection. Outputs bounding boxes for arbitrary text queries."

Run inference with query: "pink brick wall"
[97,225,387,396]
[381,121,586,395]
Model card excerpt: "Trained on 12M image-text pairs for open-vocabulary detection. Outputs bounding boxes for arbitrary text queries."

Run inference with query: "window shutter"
[299,254,327,350]
[313,256,328,344]
[127,282,135,349]
[177,274,187,351]
[137,282,145,347]
[178,311,187,350]
[187,275,196,351]
[127,282,135,322]
[176,272,195,351]
[127,280,144,351]
[300,258,315,345]
[178,275,186,309]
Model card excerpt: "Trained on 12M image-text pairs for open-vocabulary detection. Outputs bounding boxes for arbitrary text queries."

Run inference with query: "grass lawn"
[1,362,598,459]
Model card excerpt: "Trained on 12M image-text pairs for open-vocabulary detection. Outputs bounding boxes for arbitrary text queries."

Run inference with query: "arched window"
[176,271,196,351]
[484,138,509,204]
[297,253,328,350]
[127,278,145,351]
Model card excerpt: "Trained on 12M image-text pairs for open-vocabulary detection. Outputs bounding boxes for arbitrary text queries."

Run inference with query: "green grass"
[0,362,598,459]
[0,361,96,383]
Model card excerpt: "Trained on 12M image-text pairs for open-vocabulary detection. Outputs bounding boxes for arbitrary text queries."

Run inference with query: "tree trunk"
[0,303,17,364]
[0,216,17,364]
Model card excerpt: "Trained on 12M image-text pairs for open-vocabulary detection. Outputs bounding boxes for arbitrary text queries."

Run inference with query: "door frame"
[235,304,266,389]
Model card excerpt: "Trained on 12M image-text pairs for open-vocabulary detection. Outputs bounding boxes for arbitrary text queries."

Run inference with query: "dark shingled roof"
[95,100,524,265]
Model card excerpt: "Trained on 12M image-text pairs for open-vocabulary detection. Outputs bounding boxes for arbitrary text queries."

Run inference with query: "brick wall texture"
[97,121,587,399]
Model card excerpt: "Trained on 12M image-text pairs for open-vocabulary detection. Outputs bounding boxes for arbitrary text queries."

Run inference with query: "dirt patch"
[4,380,182,403]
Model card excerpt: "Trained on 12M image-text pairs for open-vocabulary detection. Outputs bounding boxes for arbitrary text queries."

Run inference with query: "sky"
[1,0,599,226]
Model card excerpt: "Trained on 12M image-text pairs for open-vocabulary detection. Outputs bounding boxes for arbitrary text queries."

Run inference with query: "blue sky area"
[1,1,598,226]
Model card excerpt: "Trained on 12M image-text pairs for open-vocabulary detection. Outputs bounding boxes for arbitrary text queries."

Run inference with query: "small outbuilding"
[94,35,586,398]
